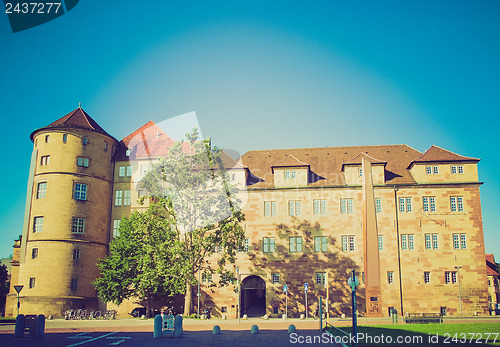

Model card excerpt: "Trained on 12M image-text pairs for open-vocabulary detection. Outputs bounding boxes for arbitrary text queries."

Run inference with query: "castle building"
[5,108,490,318]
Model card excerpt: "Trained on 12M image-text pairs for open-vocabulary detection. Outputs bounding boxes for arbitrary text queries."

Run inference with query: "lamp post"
[197,269,201,318]
[455,266,463,316]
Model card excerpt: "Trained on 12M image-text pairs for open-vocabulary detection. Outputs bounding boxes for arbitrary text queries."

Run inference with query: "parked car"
[129,307,160,318]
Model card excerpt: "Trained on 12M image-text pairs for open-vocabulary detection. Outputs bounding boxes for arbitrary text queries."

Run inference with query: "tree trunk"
[183,280,192,316]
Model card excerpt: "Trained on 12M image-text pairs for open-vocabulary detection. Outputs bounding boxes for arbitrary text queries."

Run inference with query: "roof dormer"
[271,154,310,188]
[342,153,387,186]
[407,145,480,183]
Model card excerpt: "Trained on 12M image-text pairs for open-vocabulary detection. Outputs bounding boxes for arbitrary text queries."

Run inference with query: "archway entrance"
[241,275,266,317]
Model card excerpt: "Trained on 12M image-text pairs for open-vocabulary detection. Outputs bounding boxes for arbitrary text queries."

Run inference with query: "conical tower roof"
[30,107,116,142]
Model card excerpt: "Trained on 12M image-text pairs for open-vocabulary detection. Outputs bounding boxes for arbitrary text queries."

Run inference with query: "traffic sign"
[283,284,287,293]
[304,282,309,292]
[14,285,23,294]
[347,276,359,290]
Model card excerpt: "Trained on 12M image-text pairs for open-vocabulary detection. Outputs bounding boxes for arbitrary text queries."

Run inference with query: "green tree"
[140,129,245,315]
[94,129,245,316]
[93,201,185,315]
[0,264,9,314]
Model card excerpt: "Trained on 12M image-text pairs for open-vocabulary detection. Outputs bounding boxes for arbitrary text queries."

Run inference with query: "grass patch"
[325,323,500,346]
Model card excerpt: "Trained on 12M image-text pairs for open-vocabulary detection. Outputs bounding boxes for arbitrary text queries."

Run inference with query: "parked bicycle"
[64,309,116,320]
[313,306,326,320]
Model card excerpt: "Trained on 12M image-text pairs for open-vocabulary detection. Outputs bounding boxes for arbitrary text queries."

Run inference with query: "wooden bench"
[404,313,443,324]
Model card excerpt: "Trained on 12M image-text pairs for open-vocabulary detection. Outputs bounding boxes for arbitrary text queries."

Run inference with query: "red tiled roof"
[272,154,310,169]
[113,121,193,161]
[341,153,387,171]
[486,254,500,276]
[408,145,480,169]
[240,144,423,188]
[30,107,115,141]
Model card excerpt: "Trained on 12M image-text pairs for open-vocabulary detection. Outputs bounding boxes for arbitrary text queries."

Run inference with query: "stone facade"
[6,108,490,318]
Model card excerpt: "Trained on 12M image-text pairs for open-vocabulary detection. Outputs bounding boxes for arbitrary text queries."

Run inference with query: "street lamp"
[455,266,463,316]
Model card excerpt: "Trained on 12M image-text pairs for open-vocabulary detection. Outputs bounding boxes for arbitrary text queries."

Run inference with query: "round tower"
[13,107,117,317]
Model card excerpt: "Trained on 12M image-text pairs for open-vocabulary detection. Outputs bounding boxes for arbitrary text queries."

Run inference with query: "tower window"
[82,137,88,145]
[45,135,49,143]
[77,157,89,167]
[63,134,68,143]
[32,248,38,259]
[40,155,50,166]
[29,277,36,289]
[70,278,78,291]
[37,182,47,199]
[72,217,85,234]
[33,216,44,233]
[74,183,88,200]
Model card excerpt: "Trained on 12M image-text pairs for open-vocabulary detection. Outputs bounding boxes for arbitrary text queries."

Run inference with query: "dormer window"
[126,149,131,156]
[451,165,464,174]
[426,166,439,175]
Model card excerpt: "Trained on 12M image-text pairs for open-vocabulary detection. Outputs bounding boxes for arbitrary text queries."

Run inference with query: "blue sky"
[0,1,499,259]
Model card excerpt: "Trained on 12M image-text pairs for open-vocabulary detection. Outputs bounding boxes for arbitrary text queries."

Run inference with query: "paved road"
[0,329,342,347]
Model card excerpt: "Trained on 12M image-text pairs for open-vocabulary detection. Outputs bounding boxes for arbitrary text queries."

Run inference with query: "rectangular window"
[33,216,44,233]
[123,190,131,206]
[423,196,436,212]
[284,170,290,179]
[378,235,383,251]
[313,199,327,215]
[399,197,412,212]
[314,236,328,252]
[426,166,432,175]
[72,217,85,234]
[288,200,301,216]
[37,182,47,199]
[341,198,353,214]
[74,183,87,200]
[291,170,296,179]
[63,134,68,143]
[113,220,120,238]
[70,278,78,291]
[316,272,326,285]
[424,271,431,284]
[358,168,363,177]
[375,198,382,213]
[451,165,464,174]
[453,233,466,249]
[263,237,275,253]
[264,201,277,216]
[387,271,394,284]
[115,190,123,206]
[425,234,438,250]
[272,273,280,284]
[126,166,133,177]
[119,166,126,177]
[433,166,439,174]
[342,235,355,252]
[243,238,249,252]
[82,137,88,145]
[40,155,50,166]
[77,157,89,167]
[73,249,80,260]
[401,234,414,250]
[29,277,35,289]
[450,196,464,212]
[289,236,302,253]
[432,234,438,249]
[32,248,38,259]
[445,271,457,284]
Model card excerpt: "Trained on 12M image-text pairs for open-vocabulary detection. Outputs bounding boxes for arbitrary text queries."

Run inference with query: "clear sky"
[0,1,499,260]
